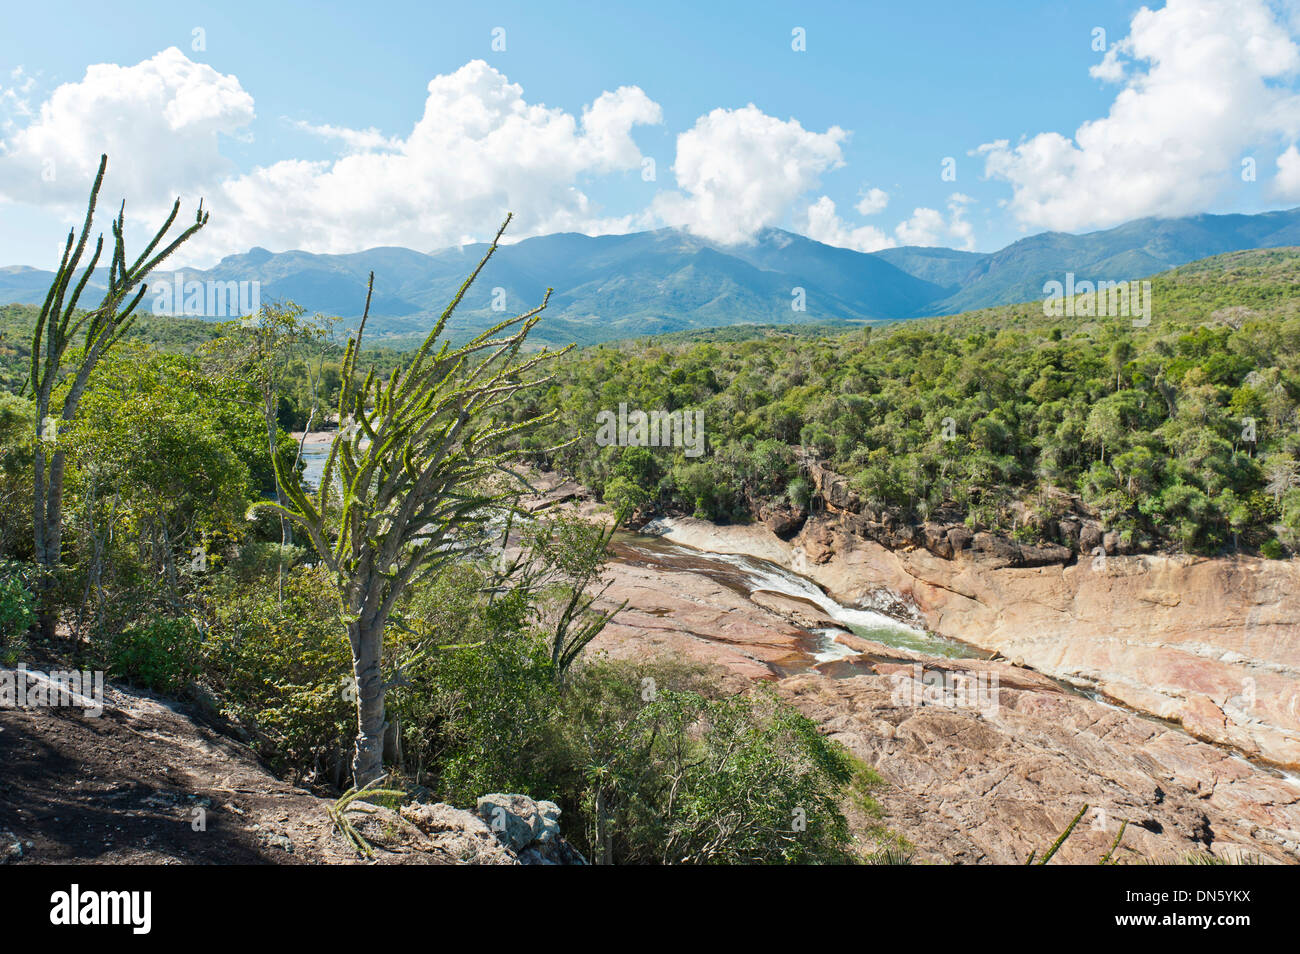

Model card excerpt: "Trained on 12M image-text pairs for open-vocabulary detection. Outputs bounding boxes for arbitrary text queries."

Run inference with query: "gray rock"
[474,794,587,865]
[475,794,561,853]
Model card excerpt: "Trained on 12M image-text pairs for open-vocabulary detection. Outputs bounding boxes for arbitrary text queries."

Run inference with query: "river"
[611,531,976,662]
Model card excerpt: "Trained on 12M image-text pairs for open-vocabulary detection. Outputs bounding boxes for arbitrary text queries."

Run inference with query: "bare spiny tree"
[27,155,208,635]
[257,214,568,785]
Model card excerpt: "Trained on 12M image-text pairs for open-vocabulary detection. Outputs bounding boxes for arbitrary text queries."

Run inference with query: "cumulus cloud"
[855,186,889,215]
[1276,142,1300,198]
[1,47,982,261]
[651,105,847,244]
[802,195,894,251]
[210,60,662,258]
[979,0,1300,231]
[894,193,976,249]
[0,48,254,212]
[0,52,663,262]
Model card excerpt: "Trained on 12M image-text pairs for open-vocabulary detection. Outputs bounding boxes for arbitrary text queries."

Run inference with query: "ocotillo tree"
[257,215,568,785]
[27,155,208,635]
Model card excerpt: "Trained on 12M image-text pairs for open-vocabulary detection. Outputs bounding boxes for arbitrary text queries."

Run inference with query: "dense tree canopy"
[510,249,1300,555]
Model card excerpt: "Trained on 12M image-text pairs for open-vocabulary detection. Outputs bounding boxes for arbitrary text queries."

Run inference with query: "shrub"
[0,561,36,664]
[786,476,812,510]
[107,616,202,694]
[202,564,353,779]
[548,659,856,864]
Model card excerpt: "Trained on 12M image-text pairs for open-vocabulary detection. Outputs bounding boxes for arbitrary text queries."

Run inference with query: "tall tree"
[200,303,335,564]
[26,155,208,635]
[258,215,568,785]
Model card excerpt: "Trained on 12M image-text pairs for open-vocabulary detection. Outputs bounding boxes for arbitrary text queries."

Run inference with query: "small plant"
[1027,804,1088,864]
[329,776,406,859]
[786,476,812,510]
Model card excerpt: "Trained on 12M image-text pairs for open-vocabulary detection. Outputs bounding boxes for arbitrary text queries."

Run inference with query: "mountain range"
[4,207,1300,347]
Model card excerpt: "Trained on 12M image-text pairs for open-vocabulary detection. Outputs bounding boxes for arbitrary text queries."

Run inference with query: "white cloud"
[0,53,663,262]
[1276,142,1300,198]
[289,120,402,153]
[855,186,889,215]
[802,195,894,251]
[1089,39,1130,84]
[210,60,662,258]
[0,67,36,134]
[980,0,1300,232]
[0,48,254,212]
[650,105,847,244]
[893,193,976,249]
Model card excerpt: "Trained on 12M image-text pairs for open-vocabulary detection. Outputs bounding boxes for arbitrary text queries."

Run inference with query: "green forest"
[511,248,1300,557]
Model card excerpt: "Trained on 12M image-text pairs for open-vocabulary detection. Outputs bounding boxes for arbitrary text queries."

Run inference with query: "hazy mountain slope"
[4,207,1300,346]
[919,207,1300,314]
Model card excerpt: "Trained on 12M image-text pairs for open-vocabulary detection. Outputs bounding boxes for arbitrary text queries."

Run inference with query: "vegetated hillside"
[917,208,1300,314]
[510,247,1300,557]
[0,229,931,349]
[8,205,1300,349]
[0,302,409,414]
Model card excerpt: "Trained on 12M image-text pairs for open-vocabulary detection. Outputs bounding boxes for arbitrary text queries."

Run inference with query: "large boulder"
[476,794,587,865]
[345,794,587,865]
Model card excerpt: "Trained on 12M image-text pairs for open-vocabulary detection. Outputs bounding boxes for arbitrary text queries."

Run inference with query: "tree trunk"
[32,442,67,639]
[349,615,387,787]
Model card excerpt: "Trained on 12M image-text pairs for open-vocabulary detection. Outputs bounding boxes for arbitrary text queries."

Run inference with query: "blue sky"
[1,0,1299,266]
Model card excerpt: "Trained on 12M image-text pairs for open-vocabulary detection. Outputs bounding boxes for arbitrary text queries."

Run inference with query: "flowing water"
[610,532,978,663]
[299,442,331,489]
[611,533,1300,787]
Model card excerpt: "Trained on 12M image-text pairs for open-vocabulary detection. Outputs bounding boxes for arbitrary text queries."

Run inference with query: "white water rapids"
[611,533,975,661]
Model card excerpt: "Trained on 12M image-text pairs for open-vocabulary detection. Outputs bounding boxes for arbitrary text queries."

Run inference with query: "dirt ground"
[0,653,358,865]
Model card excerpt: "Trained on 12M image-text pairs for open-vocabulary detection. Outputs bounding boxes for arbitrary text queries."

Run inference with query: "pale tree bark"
[258,214,571,786]
[27,155,208,636]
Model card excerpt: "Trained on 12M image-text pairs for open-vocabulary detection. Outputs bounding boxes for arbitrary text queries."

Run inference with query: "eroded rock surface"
[592,526,1300,863]
[657,515,1300,770]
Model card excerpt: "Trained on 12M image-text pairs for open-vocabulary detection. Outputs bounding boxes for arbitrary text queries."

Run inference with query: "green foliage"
[512,248,1300,554]
[548,661,856,864]
[0,561,36,664]
[202,564,353,777]
[0,392,34,560]
[106,616,202,694]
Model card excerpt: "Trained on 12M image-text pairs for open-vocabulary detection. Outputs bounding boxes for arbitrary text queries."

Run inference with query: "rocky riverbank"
[590,539,1300,863]
[652,514,1300,771]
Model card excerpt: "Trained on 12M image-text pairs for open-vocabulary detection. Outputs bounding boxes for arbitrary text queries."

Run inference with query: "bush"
[786,476,812,510]
[107,616,202,694]
[547,659,856,864]
[1261,538,1286,559]
[202,564,353,779]
[400,629,559,805]
[0,561,36,664]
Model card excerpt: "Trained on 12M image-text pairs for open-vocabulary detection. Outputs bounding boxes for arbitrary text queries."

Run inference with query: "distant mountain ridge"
[4,207,1300,346]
